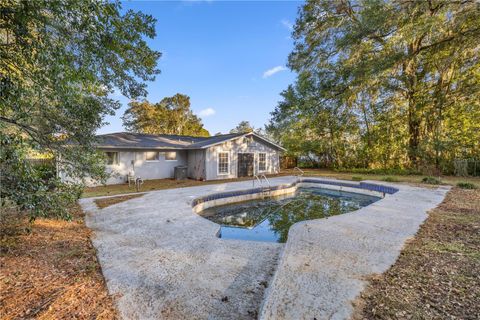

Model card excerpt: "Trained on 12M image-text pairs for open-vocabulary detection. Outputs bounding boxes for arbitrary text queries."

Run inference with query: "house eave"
[196,132,286,151]
[96,146,188,150]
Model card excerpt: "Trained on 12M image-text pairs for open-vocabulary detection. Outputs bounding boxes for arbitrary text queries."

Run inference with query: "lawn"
[82,168,480,198]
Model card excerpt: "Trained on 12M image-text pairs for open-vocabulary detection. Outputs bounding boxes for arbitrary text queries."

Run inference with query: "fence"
[454,159,480,177]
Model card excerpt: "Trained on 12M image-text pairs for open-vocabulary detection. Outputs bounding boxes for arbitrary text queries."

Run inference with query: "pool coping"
[258,179,449,320]
[192,178,398,212]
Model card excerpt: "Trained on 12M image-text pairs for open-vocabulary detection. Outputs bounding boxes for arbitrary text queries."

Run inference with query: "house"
[62,131,285,185]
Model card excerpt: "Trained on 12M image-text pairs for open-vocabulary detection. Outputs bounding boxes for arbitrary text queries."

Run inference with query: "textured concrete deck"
[259,182,449,320]
[80,177,448,320]
[80,177,295,319]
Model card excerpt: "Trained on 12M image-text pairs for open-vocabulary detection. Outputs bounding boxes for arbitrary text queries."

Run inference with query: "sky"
[99,0,303,135]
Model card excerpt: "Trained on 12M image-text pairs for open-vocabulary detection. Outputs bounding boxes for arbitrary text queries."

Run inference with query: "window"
[218,152,229,175]
[105,152,119,165]
[258,153,267,172]
[165,151,177,161]
[146,151,160,161]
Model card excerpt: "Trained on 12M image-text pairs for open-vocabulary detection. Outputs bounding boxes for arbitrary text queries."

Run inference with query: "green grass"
[382,176,400,182]
[351,176,364,181]
[457,182,478,189]
[422,176,442,185]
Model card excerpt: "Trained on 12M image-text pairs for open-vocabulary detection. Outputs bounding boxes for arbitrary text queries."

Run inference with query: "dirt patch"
[0,205,118,319]
[94,193,145,209]
[355,188,480,319]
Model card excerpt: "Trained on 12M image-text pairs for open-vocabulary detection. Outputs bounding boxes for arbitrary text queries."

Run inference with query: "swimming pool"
[199,187,381,243]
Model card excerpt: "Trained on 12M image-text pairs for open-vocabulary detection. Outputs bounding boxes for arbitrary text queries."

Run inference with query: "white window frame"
[258,152,267,172]
[165,151,177,161]
[145,151,160,162]
[105,152,119,166]
[217,151,230,175]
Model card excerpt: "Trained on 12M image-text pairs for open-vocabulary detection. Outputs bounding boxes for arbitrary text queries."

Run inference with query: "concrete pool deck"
[80,176,449,319]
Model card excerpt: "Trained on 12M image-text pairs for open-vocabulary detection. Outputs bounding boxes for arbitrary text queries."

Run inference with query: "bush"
[456,182,477,189]
[382,176,400,182]
[351,176,363,181]
[335,168,422,175]
[33,162,56,181]
[422,176,441,185]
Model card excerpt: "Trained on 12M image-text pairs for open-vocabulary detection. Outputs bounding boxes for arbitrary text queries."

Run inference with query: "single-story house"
[61,131,285,185]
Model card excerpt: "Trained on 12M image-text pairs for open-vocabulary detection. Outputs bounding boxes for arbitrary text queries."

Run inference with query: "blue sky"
[100,0,302,135]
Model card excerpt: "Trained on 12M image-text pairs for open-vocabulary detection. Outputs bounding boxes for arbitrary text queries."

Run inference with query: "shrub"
[456,182,477,189]
[382,176,400,182]
[422,176,441,185]
[335,168,422,175]
[352,176,363,181]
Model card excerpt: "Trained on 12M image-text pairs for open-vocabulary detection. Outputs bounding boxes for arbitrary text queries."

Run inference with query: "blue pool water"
[200,187,380,243]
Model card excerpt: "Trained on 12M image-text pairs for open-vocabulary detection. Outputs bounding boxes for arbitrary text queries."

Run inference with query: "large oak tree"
[123,94,210,137]
[269,0,480,172]
[0,0,160,219]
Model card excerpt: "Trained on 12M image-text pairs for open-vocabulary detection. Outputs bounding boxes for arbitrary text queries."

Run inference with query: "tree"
[122,94,210,137]
[0,0,160,219]
[230,121,255,134]
[269,0,480,172]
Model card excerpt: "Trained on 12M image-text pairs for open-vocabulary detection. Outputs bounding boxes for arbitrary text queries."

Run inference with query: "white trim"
[217,151,230,175]
[258,152,267,172]
[165,151,178,161]
[145,151,160,162]
[105,151,120,166]
[199,132,286,151]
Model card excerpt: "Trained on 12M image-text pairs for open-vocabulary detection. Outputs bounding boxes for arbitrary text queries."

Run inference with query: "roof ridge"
[97,131,212,139]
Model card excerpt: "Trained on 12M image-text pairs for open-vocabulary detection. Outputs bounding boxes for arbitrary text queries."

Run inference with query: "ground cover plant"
[457,182,477,189]
[422,176,442,185]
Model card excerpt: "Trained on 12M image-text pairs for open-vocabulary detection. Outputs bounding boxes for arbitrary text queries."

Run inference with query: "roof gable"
[94,132,285,151]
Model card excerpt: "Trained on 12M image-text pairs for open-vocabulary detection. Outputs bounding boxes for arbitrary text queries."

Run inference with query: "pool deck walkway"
[80,176,448,320]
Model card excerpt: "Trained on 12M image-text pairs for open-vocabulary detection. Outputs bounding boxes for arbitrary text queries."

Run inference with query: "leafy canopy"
[123,94,210,137]
[268,0,480,172]
[0,0,160,219]
[230,121,255,134]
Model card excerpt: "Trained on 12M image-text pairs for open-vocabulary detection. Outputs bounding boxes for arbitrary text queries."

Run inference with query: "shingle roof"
[95,132,248,150]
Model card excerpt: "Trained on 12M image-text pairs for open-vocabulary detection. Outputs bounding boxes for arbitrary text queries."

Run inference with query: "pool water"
[200,188,381,243]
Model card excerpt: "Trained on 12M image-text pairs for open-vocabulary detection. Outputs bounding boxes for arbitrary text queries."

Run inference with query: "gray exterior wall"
[104,149,187,185]
[204,136,281,180]
[59,149,188,186]
[59,136,282,185]
[187,149,206,180]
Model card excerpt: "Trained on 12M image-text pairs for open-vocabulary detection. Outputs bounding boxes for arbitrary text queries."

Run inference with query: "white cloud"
[263,66,287,78]
[198,107,216,117]
[281,19,293,31]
